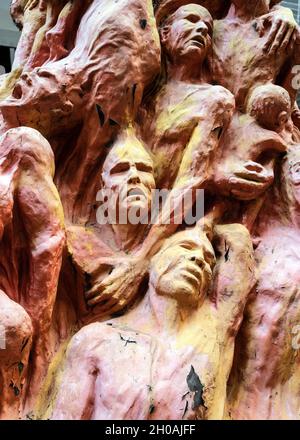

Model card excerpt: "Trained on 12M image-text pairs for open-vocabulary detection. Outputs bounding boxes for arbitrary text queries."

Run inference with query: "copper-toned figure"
[0,0,299,420]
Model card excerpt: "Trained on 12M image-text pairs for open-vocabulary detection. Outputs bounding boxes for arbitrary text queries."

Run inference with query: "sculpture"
[85,2,235,312]
[212,0,299,110]
[50,225,255,420]
[228,143,300,420]
[0,127,65,418]
[68,127,155,317]
[0,0,299,420]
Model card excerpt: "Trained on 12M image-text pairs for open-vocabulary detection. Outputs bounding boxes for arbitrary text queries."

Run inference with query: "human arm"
[86,107,232,309]
[211,224,257,336]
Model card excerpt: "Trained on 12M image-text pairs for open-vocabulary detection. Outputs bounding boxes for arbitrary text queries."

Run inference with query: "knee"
[0,292,33,359]
[0,127,54,177]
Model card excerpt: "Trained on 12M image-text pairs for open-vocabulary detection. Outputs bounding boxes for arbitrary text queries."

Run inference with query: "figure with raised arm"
[49,223,255,420]
[0,127,65,418]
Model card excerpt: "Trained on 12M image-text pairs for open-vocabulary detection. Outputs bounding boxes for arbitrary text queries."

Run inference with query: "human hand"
[85,256,149,315]
[215,161,274,201]
[255,10,297,55]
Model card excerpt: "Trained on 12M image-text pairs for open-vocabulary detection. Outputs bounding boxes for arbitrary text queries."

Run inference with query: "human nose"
[127,166,141,185]
[196,23,208,37]
[190,254,206,270]
[20,73,32,84]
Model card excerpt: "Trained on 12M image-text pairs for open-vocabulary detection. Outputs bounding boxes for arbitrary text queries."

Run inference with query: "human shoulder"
[210,84,235,103]
[195,84,235,112]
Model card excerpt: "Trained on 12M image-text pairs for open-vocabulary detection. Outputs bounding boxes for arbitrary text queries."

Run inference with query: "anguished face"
[4,67,79,137]
[160,4,213,66]
[102,129,155,218]
[151,229,215,308]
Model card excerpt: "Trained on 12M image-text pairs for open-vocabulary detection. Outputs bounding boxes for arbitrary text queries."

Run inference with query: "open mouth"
[126,187,146,201]
[180,264,202,287]
[12,83,23,100]
[189,35,205,48]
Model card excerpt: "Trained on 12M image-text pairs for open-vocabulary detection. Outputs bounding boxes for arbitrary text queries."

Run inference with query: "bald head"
[102,127,155,216]
[160,4,213,67]
[247,84,291,131]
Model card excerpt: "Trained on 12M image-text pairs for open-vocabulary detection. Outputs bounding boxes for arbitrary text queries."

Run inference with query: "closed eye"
[136,162,153,173]
[37,69,55,79]
[110,162,130,175]
[205,21,213,36]
[179,241,197,250]
[184,14,201,23]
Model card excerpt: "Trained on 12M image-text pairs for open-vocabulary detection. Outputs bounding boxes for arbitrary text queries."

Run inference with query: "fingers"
[231,188,266,201]
[86,262,130,300]
[87,293,118,310]
[84,259,145,310]
[277,25,296,53]
[263,20,282,53]
[263,19,296,55]
[86,280,118,306]
[234,170,272,184]
[255,17,269,38]
[268,21,288,54]
[85,277,113,301]
[287,29,298,53]
[87,284,128,311]
[27,0,39,11]
[229,177,270,201]
[234,161,274,183]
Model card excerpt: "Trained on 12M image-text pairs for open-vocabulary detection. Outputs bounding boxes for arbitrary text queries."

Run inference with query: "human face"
[4,68,78,137]
[153,230,215,308]
[161,5,212,66]
[247,85,291,132]
[102,138,155,217]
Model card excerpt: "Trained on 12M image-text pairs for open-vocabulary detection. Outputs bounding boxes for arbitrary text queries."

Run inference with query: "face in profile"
[151,229,215,308]
[247,84,291,132]
[5,68,76,137]
[102,130,155,219]
[160,5,213,66]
